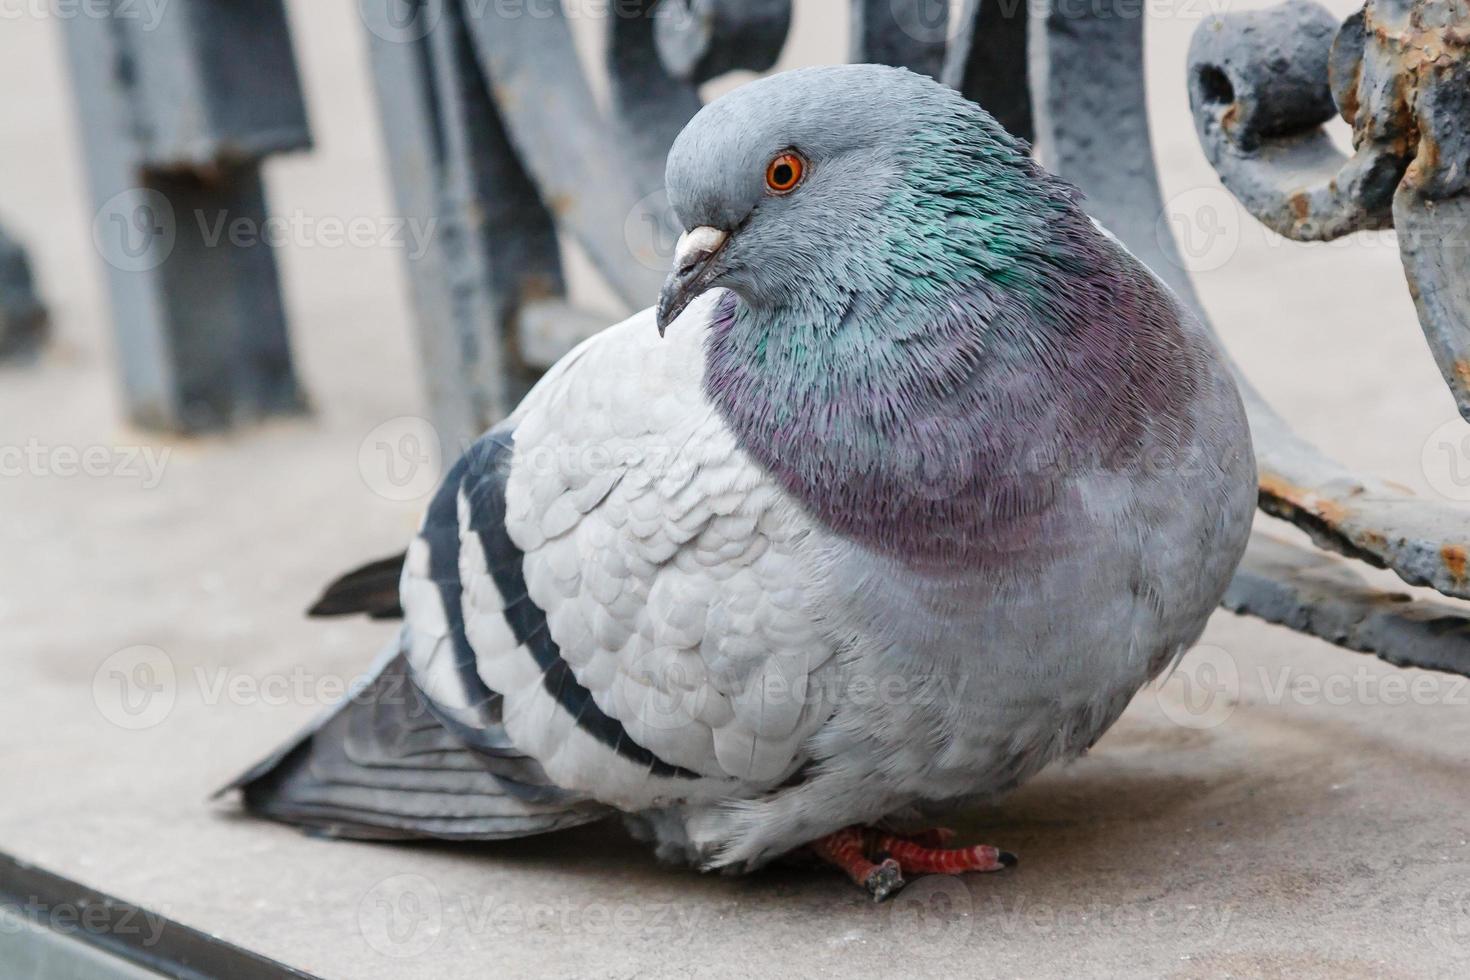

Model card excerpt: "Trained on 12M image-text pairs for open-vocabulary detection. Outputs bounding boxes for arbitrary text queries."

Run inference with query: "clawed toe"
[810,825,1016,901]
[863,857,905,901]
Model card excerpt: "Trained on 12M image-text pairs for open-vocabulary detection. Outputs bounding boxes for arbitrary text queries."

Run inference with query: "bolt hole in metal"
[1195,64,1235,106]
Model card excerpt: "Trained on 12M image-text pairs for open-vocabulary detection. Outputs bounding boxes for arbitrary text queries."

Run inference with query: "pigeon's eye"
[765,152,805,194]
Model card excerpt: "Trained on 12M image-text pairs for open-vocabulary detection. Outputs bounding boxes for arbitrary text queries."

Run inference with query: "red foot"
[810,827,905,900]
[811,826,1016,901]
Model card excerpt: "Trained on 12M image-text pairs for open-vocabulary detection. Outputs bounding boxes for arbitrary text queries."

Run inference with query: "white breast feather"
[461,296,839,808]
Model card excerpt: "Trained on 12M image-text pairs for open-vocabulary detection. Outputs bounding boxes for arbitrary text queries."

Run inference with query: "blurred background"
[3,1,1469,978]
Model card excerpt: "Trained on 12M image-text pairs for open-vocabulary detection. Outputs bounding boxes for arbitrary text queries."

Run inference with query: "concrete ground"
[3,1,1470,977]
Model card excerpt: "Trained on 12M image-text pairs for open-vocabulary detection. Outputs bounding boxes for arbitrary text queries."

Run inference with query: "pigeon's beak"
[656,226,728,336]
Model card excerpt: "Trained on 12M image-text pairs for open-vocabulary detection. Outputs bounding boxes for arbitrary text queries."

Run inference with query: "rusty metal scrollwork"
[1185,0,1470,670]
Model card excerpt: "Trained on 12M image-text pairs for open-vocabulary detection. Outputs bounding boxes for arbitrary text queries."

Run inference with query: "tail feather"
[307,554,406,619]
[223,647,607,841]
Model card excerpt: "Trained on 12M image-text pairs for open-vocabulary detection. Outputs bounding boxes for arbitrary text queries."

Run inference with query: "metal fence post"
[360,0,669,453]
[0,224,45,358]
[60,0,312,432]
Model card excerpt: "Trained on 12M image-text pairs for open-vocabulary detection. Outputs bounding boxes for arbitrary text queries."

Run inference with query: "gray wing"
[226,644,607,840]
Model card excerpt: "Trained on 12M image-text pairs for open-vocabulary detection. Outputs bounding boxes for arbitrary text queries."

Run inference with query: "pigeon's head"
[656,63,1071,335]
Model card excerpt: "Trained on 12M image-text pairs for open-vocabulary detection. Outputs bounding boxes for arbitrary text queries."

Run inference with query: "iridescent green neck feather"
[663,65,1202,565]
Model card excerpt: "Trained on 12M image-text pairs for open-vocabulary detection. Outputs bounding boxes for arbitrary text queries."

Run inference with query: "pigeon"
[228,64,1256,899]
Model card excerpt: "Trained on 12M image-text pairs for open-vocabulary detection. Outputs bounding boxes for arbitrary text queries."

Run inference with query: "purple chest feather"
[701,244,1205,570]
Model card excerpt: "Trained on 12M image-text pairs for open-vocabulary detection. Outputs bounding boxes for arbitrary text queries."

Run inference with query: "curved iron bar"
[943,0,1032,143]
[610,0,704,171]
[1189,0,1470,421]
[1225,533,1470,676]
[1179,0,1470,651]
[460,8,668,307]
[1187,1,1402,242]
[653,0,791,85]
[365,0,1470,673]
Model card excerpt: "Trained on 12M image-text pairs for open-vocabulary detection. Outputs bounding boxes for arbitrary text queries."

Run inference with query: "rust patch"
[1443,545,1469,582]
[518,273,560,304]
[1258,473,1349,525]
[1455,360,1470,391]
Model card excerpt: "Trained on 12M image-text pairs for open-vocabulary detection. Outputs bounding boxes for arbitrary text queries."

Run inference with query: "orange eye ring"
[765,152,805,194]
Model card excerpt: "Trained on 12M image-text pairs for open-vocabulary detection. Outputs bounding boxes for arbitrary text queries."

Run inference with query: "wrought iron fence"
[22,0,1470,674]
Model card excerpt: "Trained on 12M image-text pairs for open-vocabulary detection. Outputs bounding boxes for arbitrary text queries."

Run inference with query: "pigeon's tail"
[218,643,609,841]
[307,553,406,620]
